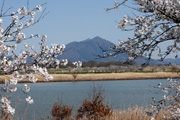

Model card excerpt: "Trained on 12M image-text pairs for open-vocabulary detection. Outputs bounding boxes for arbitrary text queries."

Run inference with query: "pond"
[0,79,169,119]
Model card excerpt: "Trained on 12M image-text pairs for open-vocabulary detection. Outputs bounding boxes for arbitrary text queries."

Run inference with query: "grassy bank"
[4,106,167,120]
[0,72,179,84]
[41,106,168,120]
[75,107,167,120]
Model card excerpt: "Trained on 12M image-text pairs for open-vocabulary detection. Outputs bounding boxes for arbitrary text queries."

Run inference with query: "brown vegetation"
[43,106,170,120]
[1,96,12,120]
[93,106,170,120]
[0,72,179,84]
[1,114,11,120]
[72,73,78,80]
[76,93,112,119]
[51,101,72,120]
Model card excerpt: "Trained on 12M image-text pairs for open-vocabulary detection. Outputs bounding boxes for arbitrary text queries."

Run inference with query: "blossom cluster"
[105,1,180,118]
[148,78,180,119]
[1,96,15,115]
[104,0,180,64]
[0,2,81,117]
[73,61,82,68]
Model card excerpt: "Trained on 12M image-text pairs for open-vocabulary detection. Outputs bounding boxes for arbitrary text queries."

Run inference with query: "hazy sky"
[2,0,175,59]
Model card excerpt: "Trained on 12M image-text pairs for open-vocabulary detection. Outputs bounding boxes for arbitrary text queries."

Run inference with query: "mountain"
[58,36,128,62]
[164,58,180,64]
[24,36,179,65]
[57,36,164,64]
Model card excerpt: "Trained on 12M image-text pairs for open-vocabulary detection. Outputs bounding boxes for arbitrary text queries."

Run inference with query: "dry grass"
[74,106,170,120]
[2,105,170,120]
[0,72,179,83]
[42,106,169,120]
[105,107,165,120]
[74,72,180,81]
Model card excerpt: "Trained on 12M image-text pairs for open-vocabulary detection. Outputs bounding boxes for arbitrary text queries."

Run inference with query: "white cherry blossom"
[22,84,30,93]
[25,96,33,104]
[0,1,82,117]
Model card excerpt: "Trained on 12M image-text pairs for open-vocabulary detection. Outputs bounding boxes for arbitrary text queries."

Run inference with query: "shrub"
[76,92,112,120]
[51,101,72,120]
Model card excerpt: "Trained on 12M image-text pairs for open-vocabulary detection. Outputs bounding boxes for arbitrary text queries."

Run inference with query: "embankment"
[0,72,179,84]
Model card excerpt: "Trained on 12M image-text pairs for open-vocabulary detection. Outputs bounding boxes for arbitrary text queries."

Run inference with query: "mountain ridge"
[57,36,178,65]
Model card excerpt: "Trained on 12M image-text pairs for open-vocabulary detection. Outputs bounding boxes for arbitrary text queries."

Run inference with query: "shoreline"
[0,72,179,84]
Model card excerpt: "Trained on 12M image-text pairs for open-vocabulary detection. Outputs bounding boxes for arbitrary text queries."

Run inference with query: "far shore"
[0,72,179,84]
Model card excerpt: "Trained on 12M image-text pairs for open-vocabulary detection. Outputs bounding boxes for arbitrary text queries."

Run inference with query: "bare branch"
[0,0,5,16]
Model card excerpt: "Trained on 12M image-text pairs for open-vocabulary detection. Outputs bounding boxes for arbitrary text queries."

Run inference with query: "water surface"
[0,79,169,119]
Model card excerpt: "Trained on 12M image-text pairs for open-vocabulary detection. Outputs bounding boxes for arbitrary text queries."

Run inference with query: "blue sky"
[3,0,134,45]
[2,0,175,59]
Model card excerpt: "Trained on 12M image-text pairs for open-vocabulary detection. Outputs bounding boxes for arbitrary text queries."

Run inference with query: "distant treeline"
[60,60,136,68]
[47,60,180,74]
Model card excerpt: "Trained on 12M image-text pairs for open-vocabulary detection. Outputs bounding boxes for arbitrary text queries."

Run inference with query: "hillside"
[57,36,128,62]
[57,36,169,65]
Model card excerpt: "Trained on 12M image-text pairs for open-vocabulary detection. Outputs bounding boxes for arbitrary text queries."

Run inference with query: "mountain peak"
[58,36,120,62]
[57,36,168,64]
[83,36,104,43]
[84,36,108,43]
[93,36,103,40]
